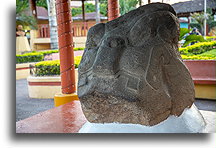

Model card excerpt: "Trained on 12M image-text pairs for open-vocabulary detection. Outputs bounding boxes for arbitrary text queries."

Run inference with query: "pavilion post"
[54,0,78,107]
[29,0,37,18]
[81,0,86,35]
[148,0,151,4]
[108,0,120,21]
[82,0,85,21]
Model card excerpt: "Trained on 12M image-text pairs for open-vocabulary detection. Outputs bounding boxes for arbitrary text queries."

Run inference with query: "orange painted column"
[108,0,120,21]
[56,0,76,94]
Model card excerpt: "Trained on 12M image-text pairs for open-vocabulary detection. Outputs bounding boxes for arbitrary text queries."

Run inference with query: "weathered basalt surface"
[78,3,195,126]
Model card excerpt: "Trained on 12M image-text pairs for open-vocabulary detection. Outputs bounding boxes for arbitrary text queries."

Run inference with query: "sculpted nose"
[91,36,125,75]
[92,48,120,75]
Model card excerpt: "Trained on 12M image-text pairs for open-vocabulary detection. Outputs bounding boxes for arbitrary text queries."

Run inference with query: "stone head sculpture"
[78,3,194,126]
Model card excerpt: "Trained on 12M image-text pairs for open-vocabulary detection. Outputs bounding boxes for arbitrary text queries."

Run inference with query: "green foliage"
[190,9,216,34]
[199,49,216,58]
[189,23,201,32]
[16,53,44,64]
[179,41,216,55]
[38,49,59,55]
[85,3,95,13]
[34,56,82,76]
[35,60,60,76]
[179,28,205,47]
[73,47,85,51]
[179,28,191,41]
[72,7,82,17]
[16,0,28,15]
[36,0,48,9]
[183,34,205,47]
[74,56,82,68]
[181,46,216,60]
[16,14,38,30]
[119,0,138,15]
[16,48,85,64]
[100,2,107,16]
[181,54,216,60]
[16,0,38,29]
[72,3,107,17]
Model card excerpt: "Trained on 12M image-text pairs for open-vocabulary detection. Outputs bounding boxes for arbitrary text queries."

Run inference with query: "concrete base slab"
[16,101,215,133]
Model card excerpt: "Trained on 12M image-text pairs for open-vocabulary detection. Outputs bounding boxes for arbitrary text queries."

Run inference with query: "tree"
[16,0,38,29]
[71,1,108,17]
[179,28,205,47]
[46,0,59,50]
[190,9,216,35]
[36,0,48,9]
[119,0,138,15]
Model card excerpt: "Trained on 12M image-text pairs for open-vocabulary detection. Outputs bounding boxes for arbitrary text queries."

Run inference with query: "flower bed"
[34,56,82,76]
[180,42,216,99]
[179,41,216,55]
[27,56,82,99]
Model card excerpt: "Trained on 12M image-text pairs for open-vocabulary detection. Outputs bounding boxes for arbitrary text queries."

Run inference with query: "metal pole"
[56,0,76,94]
[204,0,207,36]
[95,0,101,24]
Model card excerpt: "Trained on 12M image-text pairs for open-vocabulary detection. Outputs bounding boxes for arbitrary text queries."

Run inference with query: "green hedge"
[38,49,59,55]
[179,41,216,55]
[181,49,216,60]
[74,47,85,51]
[16,53,44,64]
[35,60,60,76]
[16,48,85,64]
[34,56,82,76]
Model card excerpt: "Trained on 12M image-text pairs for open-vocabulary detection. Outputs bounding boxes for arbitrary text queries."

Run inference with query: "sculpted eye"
[107,37,125,48]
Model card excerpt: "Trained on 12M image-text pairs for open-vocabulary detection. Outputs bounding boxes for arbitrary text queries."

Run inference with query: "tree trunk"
[95,0,101,24]
[46,0,59,50]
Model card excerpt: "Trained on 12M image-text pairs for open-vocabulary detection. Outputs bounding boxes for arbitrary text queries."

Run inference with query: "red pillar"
[56,0,76,94]
[108,0,120,21]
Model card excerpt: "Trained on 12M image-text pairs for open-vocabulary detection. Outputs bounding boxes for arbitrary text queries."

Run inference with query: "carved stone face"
[78,3,194,126]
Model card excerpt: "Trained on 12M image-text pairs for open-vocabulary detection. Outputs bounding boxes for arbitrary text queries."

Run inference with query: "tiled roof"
[36,6,48,20]
[172,0,216,14]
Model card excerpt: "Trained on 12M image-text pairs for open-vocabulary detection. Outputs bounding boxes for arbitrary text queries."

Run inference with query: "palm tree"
[46,0,59,50]
[16,0,38,29]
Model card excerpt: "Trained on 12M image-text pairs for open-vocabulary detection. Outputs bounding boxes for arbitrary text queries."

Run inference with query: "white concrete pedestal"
[79,104,215,133]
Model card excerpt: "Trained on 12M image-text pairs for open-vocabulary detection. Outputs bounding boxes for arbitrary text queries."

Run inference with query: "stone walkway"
[16,79,54,122]
[16,78,216,122]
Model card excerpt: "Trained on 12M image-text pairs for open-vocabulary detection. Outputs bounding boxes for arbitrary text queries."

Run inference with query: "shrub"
[179,41,216,55]
[73,47,85,51]
[181,49,216,60]
[16,53,44,63]
[74,56,82,68]
[35,60,60,76]
[38,49,59,56]
[34,56,82,76]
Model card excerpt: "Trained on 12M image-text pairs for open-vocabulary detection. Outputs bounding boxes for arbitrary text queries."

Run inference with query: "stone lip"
[78,3,197,126]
